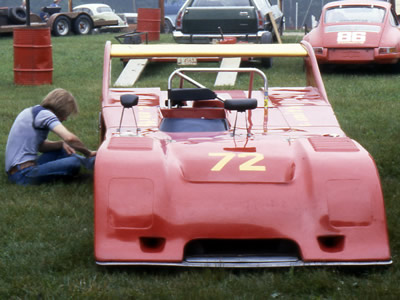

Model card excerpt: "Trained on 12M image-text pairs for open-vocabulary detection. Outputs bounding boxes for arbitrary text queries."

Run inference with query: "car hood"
[168,136,295,184]
[322,24,383,48]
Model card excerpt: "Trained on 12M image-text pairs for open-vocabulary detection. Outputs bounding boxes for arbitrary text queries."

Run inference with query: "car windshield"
[325,6,386,24]
[97,6,113,13]
[192,0,251,7]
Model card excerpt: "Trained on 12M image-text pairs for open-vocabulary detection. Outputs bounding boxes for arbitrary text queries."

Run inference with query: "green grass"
[1,32,400,299]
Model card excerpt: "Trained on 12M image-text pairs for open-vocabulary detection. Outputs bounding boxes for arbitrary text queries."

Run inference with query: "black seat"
[224,99,258,112]
[168,88,217,107]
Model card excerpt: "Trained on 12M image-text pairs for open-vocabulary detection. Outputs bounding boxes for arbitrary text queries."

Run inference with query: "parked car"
[73,3,127,32]
[164,0,185,33]
[303,0,400,66]
[173,0,283,43]
[94,41,391,267]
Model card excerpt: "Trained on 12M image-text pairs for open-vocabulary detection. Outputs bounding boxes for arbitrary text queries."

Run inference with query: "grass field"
[0,32,399,299]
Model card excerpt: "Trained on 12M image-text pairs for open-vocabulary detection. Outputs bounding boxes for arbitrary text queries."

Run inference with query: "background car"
[303,0,400,66]
[173,0,283,43]
[73,3,128,32]
[164,0,185,33]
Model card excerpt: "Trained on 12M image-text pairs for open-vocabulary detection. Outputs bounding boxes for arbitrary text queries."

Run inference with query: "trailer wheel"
[73,15,93,35]
[52,15,71,36]
[260,32,273,68]
[8,7,26,24]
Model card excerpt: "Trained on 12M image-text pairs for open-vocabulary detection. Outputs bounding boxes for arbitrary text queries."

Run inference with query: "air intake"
[184,239,300,264]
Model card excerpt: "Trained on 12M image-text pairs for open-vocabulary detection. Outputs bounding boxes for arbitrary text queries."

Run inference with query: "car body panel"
[95,41,391,267]
[164,0,185,33]
[303,0,400,65]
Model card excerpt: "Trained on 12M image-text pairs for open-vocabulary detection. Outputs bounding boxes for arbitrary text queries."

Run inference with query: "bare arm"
[51,123,96,157]
[38,140,63,152]
[38,140,77,155]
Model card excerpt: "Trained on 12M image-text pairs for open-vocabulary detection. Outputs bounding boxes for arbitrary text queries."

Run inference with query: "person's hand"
[63,142,76,155]
[88,150,97,157]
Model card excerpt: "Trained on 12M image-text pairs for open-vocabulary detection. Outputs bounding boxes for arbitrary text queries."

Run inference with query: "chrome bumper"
[97,256,392,268]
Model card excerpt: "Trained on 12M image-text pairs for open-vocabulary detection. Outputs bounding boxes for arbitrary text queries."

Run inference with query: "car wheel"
[73,15,93,35]
[260,32,273,68]
[8,7,26,24]
[52,16,71,36]
[278,18,284,37]
[164,19,173,34]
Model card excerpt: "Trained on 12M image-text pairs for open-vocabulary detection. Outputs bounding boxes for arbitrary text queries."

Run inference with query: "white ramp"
[215,57,241,86]
[114,59,148,87]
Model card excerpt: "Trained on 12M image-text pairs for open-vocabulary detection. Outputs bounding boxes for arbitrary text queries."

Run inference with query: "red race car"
[94,41,391,267]
[303,0,400,65]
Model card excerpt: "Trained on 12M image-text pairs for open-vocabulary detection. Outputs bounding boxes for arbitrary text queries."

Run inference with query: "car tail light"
[176,11,183,29]
[256,10,264,29]
[313,47,324,55]
[379,47,397,54]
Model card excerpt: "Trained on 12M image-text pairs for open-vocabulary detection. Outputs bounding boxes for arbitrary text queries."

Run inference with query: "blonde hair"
[41,88,79,119]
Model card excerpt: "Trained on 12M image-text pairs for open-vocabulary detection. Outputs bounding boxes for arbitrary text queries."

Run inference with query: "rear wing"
[102,41,328,102]
[110,43,308,58]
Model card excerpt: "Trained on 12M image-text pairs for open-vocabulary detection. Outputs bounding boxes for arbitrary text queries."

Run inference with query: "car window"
[97,6,113,13]
[253,0,270,8]
[192,0,251,7]
[389,9,399,26]
[73,7,93,15]
[325,6,386,24]
[83,8,93,15]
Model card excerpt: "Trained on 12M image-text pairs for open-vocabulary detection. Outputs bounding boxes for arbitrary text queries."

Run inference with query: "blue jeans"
[8,149,95,185]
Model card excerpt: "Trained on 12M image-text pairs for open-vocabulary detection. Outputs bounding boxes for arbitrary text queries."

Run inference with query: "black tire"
[52,15,71,36]
[278,18,284,37]
[73,15,93,35]
[164,19,174,34]
[260,32,273,68]
[8,7,26,24]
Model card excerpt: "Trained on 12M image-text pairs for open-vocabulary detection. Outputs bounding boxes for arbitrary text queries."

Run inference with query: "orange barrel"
[13,27,53,85]
[136,8,160,41]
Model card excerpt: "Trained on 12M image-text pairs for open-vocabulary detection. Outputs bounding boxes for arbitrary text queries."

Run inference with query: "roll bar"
[167,67,268,108]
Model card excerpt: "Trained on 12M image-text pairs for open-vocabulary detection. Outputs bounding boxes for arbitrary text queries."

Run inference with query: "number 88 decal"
[337,32,366,44]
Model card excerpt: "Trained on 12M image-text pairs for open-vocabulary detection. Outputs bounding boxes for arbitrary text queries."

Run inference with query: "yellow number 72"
[208,153,266,172]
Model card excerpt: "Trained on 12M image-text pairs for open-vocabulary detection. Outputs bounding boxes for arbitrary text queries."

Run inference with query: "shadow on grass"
[97,263,391,278]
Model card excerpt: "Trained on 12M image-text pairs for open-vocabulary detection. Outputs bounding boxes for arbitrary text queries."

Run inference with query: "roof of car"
[325,0,391,9]
[73,3,111,9]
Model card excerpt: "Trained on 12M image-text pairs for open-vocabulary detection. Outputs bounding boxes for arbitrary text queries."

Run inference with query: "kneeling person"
[5,88,96,185]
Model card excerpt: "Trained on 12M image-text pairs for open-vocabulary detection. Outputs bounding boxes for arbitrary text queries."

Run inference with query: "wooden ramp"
[214,57,241,86]
[114,59,148,87]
